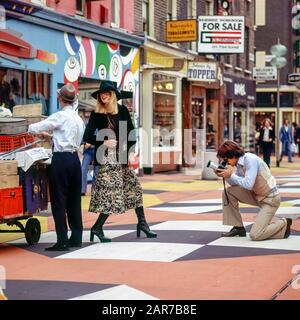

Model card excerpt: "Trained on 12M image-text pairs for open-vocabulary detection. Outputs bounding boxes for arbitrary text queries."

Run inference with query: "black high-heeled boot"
[135,206,157,238]
[90,213,111,243]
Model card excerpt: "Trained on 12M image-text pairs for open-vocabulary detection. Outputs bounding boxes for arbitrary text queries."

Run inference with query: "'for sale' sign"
[198,16,245,53]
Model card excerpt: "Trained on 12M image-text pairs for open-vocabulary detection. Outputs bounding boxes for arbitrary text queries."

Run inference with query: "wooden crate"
[0,175,19,189]
[0,160,18,176]
[13,103,42,117]
[24,116,47,126]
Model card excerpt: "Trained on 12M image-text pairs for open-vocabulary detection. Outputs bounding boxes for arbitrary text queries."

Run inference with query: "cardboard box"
[13,103,42,117]
[0,160,18,176]
[0,175,19,188]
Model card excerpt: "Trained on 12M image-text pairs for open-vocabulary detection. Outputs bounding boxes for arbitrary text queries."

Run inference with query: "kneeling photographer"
[213,140,292,241]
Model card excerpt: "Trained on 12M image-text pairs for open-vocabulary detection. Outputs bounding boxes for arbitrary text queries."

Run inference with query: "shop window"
[0,67,50,115]
[206,97,218,150]
[76,0,86,16]
[192,97,204,157]
[143,0,150,34]
[111,0,120,27]
[153,74,176,147]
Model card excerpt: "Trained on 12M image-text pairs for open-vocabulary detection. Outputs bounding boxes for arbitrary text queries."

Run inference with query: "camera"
[207,160,227,171]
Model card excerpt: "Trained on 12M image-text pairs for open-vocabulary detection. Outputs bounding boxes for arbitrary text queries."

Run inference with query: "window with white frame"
[143,0,150,33]
[76,0,85,15]
[205,0,213,15]
[111,0,120,27]
[167,0,173,20]
[187,0,197,51]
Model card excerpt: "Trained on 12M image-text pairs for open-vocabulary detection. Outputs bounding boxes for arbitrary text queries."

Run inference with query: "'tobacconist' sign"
[198,16,245,53]
[187,62,217,82]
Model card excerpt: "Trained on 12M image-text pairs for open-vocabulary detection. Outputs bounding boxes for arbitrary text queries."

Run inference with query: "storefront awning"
[223,74,256,102]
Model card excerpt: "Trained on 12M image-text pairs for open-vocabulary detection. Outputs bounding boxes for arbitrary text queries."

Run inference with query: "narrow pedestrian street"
[1,158,300,300]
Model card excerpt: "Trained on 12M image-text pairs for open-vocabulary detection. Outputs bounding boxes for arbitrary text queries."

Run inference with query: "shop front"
[141,43,190,174]
[0,1,142,126]
[223,74,256,151]
[254,87,300,131]
[182,60,222,171]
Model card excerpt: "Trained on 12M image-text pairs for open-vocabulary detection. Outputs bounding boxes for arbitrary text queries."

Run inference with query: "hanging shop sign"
[224,75,255,101]
[253,67,277,81]
[166,19,197,43]
[187,62,217,82]
[198,16,244,53]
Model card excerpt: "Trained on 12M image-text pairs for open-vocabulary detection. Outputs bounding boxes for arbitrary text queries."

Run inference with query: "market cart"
[0,138,48,245]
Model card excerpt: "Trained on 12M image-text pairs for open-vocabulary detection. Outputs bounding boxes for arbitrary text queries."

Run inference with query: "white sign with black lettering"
[253,67,277,81]
[187,62,217,82]
[198,16,245,53]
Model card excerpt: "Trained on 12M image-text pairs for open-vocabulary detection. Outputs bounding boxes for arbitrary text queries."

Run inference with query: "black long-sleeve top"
[258,127,275,146]
[83,104,136,166]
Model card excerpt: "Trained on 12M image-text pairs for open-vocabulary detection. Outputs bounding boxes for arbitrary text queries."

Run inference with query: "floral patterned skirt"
[89,151,143,215]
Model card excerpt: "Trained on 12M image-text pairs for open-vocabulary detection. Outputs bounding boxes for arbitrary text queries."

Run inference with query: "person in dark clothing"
[292,122,300,157]
[279,119,293,163]
[28,83,85,251]
[258,118,275,168]
[83,80,157,243]
[0,68,15,111]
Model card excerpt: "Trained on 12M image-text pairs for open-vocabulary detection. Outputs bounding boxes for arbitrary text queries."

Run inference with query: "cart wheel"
[25,218,41,245]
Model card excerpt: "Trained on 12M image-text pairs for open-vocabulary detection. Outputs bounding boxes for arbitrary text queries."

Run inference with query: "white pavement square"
[149,205,222,214]
[278,188,300,193]
[56,242,203,262]
[208,235,300,251]
[275,207,300,215]
[9,230,135,244]
[150,220,253,232]
[70,284,158,300]
[172,199,222,204]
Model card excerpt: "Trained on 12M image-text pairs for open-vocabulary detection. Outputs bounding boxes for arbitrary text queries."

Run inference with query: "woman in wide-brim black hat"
[83,80,157,242]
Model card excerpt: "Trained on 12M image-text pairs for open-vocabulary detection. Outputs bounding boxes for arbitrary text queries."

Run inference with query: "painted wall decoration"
[63,32,140,114]
[0,5,57,65]
[0,14,140,116]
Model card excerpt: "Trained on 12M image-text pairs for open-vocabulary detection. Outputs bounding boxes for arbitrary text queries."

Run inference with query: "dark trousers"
[49,152,83,244]
[261,142,273,167]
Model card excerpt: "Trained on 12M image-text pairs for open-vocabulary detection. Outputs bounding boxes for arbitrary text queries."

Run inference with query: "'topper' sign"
[198,16,245,53]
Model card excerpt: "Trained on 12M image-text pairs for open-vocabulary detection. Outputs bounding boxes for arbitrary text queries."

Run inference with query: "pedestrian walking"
[215,140,292,241]
[258,118,275,167]
[292,122,300,157]
[28,83,85,251]
[279,119,293,163]
[83,80,157,242]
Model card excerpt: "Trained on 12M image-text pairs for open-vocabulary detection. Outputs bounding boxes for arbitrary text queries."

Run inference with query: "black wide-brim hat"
[91,80,122,101]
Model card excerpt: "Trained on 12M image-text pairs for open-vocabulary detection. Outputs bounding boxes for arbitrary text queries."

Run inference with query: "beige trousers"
[223,186,287,241]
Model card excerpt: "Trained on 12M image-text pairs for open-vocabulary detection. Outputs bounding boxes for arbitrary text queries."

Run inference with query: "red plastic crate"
[0,187,24,219]
[0,133,35,153]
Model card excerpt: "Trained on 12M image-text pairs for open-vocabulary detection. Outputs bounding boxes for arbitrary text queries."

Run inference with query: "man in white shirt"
[28,83,85,251]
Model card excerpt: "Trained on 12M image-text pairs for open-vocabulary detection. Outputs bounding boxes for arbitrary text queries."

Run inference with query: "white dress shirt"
[226,153,277,191]
[28,106,85,152]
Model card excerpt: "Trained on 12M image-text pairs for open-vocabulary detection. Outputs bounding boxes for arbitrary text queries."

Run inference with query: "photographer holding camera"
[214,140,292,241]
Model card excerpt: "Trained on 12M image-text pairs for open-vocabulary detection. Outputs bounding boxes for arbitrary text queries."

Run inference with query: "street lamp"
[270,39,287,167]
